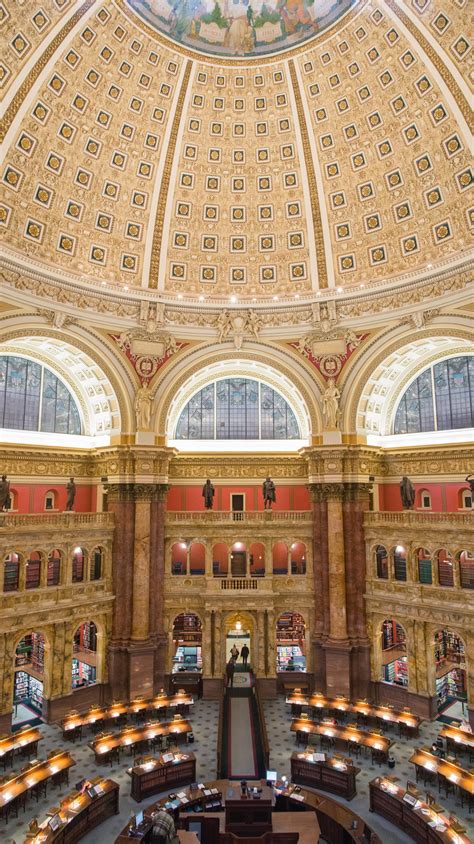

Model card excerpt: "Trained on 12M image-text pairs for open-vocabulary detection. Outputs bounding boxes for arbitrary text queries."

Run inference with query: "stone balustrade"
[166,510,312,524]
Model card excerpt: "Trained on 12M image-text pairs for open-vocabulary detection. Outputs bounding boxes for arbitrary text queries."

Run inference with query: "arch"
[3,550,21,591]
[433,628,467,711]
[0,355,82,435]
[343,324,474,440]
[0,322,135,441]
[273,541,288,575]
[394,355,474,435]
[380,618,408,687]
[415,547,432,585]
[435,548,454,587]
[223,610,256,676]
[90,546,105,581]
[249,542,265,577]
[25,550,43,590]
[374,544,388,579]
[212,542,228,576]
[276,611,307,672]
[171,612,202,674]
[457,550,474,589]
[290,541,307,575]
[47,548,62,586]
[13,629,51,724]
[391,544,407,582]
[417,489,432,510]
[171,541,187,575]
[155,346,320,449]
[189,541,205,575]
[459,488,473,510]
[72,620,98,689]
[72,546,86,583]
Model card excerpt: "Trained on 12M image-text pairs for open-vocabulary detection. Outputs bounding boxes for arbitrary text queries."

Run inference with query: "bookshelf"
[3,560,19,591]
[14,671,44,713]
[383,657,407,686]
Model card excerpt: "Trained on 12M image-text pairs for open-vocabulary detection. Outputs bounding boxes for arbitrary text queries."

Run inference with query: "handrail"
[0,512,114,528]
[216,686,225,780]
[254,684,270,771]
[166,511,311,522]
[364,511,473,526]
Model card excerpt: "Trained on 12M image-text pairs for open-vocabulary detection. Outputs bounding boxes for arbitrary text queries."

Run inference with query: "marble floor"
[263,696,474,843]
[3,696,474,844]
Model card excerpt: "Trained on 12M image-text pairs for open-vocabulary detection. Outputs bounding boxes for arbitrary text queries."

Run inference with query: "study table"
[0,726,43,767]
[369,776,471,843]
[128,750,196,802]
[438,725,474,755]
[290,717,393,762]
[409,749,474,804]
[89,718,193,764]
[286,691,421,735]
[114,779,381,844]
[0,751,75,823]
[62,693,194,736]
[290,750,360,800]
[22,777,119,842]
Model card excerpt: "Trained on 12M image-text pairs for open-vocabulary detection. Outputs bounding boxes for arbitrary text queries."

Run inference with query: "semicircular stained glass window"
[394,356,474,434]
[0,355,81,435]
[176,378,300,439]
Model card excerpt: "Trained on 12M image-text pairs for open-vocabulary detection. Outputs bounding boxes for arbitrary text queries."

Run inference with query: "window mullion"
[38,365,44,433]
[431,366,437,431]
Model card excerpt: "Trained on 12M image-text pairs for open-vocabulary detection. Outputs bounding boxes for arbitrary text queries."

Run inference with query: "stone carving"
[37,308,75,329]
[215,309,263,348]
[66,477,76,511]
[263,476,276,509]
[202,479,215,509]
[465,475,474,498]
[294,330,364,380]
[322,379,341,429]
[139,301,166,332]
[135,384,153,431]
[402,308,441,329]
[400,476,416,509]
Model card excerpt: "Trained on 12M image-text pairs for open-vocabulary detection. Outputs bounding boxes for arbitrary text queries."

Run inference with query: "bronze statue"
[0,475,10,511]
[263,476,276,509]
[465,475,474,498]
[66,477,76,511]
[399,476,415,510]
[202,479,215,509]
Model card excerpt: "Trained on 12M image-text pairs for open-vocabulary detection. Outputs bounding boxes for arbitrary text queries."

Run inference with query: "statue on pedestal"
[465,475,474,499]
[263,476,276,509]
[202,479,215,509]
[399,476,415,510]
[0,475,10,511]
[66,477,76,511]
[135,384,153,431]
[322,378,340,429]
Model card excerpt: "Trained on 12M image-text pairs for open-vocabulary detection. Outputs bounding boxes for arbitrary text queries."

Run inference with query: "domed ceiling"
[0,0,472,312]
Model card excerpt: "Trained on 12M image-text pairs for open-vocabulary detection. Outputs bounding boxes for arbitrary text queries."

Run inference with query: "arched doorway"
[434,629,466,714]
[172,613,202,674]
[380,619,408,686]
[223,612,254,683]
[72,621,97,688]
[14,631,46,727]
[276,612,306,672]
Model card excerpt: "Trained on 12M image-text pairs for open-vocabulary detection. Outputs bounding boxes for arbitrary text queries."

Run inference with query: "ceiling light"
[178,293,183,299]
[123,285,128,291]
[273,295,278,301]
[199,295,204,302]
[236,621,242,631]
[230,295,237,303]
[337,287,342,293]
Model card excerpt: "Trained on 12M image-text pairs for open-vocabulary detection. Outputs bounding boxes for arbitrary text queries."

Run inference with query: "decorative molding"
[290,331,367,381]
[111,331,187,386]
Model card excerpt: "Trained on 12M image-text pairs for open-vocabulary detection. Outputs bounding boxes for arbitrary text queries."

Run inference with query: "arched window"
[418,489,431,509]
[189,542,205,575]
[175,378,300,440]
[290,542,306,575]
[4,552,20,591]
[273,541,288,575]
[47,549,61,586]
[437,549,454,587]
[44,491,57,511]
[394,356,474,434]
[458,551,474,590]
[375,545,388,579]
[393,545,407,581]
[90,547,103,581]
[249,542,265,577]
[381,619,408,686]
[460,489,472,510]
[0,355,81,435]
[72,547,85,582]
[26,551,42,589]
[171,542,187,575]
[416,548,432,584]
[72,622,97,688]
[212,543,228,576]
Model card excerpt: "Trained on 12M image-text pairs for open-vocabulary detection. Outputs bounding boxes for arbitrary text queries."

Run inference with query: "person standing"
[151,806,179,843]
[230,643,239,663]
[226,659,235,688]
[240,644,249,667]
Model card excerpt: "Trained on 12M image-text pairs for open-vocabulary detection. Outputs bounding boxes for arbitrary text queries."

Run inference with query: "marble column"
[322,484,352,696]
[257,611,265,675]
[343,484,371,699]
[309,484,329,690]
[214,611,222,677]
[150,486,168,690]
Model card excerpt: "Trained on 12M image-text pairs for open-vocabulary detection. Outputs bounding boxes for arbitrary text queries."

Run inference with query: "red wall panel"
[8,483,96,513]
[379,482,468,512]
[166,484,310,512]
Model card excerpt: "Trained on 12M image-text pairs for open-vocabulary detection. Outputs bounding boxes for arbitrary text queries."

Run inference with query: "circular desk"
[114,778,381,843]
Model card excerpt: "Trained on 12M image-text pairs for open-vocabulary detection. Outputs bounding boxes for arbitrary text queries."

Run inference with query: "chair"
[371,747,385,767]
[296,730,309,748]
[320,735,335,752]
[31,780,48,801]
[0,749,13,770]
[437,773,455,798]
[347,740,361,758]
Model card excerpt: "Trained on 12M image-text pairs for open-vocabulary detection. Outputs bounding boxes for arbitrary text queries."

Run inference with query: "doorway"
[223,612,255,678]
[231,493,244,521]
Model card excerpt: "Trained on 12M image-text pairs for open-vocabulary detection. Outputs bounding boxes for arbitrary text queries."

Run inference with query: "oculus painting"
[126,0,357,57]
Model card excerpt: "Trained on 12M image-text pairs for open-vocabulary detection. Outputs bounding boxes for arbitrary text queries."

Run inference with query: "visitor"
[226,660,235,688]
[241,644,249,667]
[151,807,179,843]
[230,643,239,663]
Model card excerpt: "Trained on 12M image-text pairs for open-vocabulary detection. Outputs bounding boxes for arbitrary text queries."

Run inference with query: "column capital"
[105,482,169,502]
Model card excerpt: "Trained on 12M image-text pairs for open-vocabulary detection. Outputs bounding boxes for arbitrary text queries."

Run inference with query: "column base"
[108,640,155,701]
[44,684,108,722]
[0,712,12,732]
[202,677,224,699]
[323,640,352,697]
[372,681,438,720]
[256,677,278,699]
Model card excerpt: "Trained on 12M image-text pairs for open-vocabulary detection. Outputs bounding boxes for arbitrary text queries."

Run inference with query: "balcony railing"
[221,578,259,590]
[0,512,114,529]
[166,510,311,523]
[364,511,473,527]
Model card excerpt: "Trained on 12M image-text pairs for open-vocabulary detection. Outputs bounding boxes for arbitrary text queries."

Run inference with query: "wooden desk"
[290,718,392,762]
[90,719,193,764]
[115,782,224,842]
[62,694,194,735]
[0,752,75,823]
[409,749,474,796]
[225,785,273,837]
[114,779,381,844]
[291,751,359,800]
[286,693,420,735]
[369,777,471,843]
[23,777,119,842]
[128,751,196,802]
[439,725,474,754]
[0,726,42,766]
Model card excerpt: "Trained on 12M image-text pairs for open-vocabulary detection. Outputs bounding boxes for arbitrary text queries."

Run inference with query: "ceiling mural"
[125,0,356,57]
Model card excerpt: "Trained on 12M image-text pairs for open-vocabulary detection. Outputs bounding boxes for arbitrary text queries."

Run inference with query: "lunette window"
[394,356,474,434]
[0,356,81,435]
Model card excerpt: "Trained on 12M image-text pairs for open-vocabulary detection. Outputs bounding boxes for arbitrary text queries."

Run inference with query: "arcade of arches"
[0,0,473,839]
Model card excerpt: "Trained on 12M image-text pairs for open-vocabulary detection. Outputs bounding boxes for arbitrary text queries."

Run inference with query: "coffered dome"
[0,0,472,310]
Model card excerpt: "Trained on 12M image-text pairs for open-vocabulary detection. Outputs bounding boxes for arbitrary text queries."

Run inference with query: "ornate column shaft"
[257,611,265,675]
[325,484,347,641]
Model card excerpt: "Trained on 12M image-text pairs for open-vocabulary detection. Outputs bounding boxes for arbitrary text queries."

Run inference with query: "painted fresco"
[126,0,356,57]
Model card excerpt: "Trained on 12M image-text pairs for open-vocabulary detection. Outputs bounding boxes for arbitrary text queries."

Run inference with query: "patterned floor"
[263,696,474,843]
[4,696,473,843]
